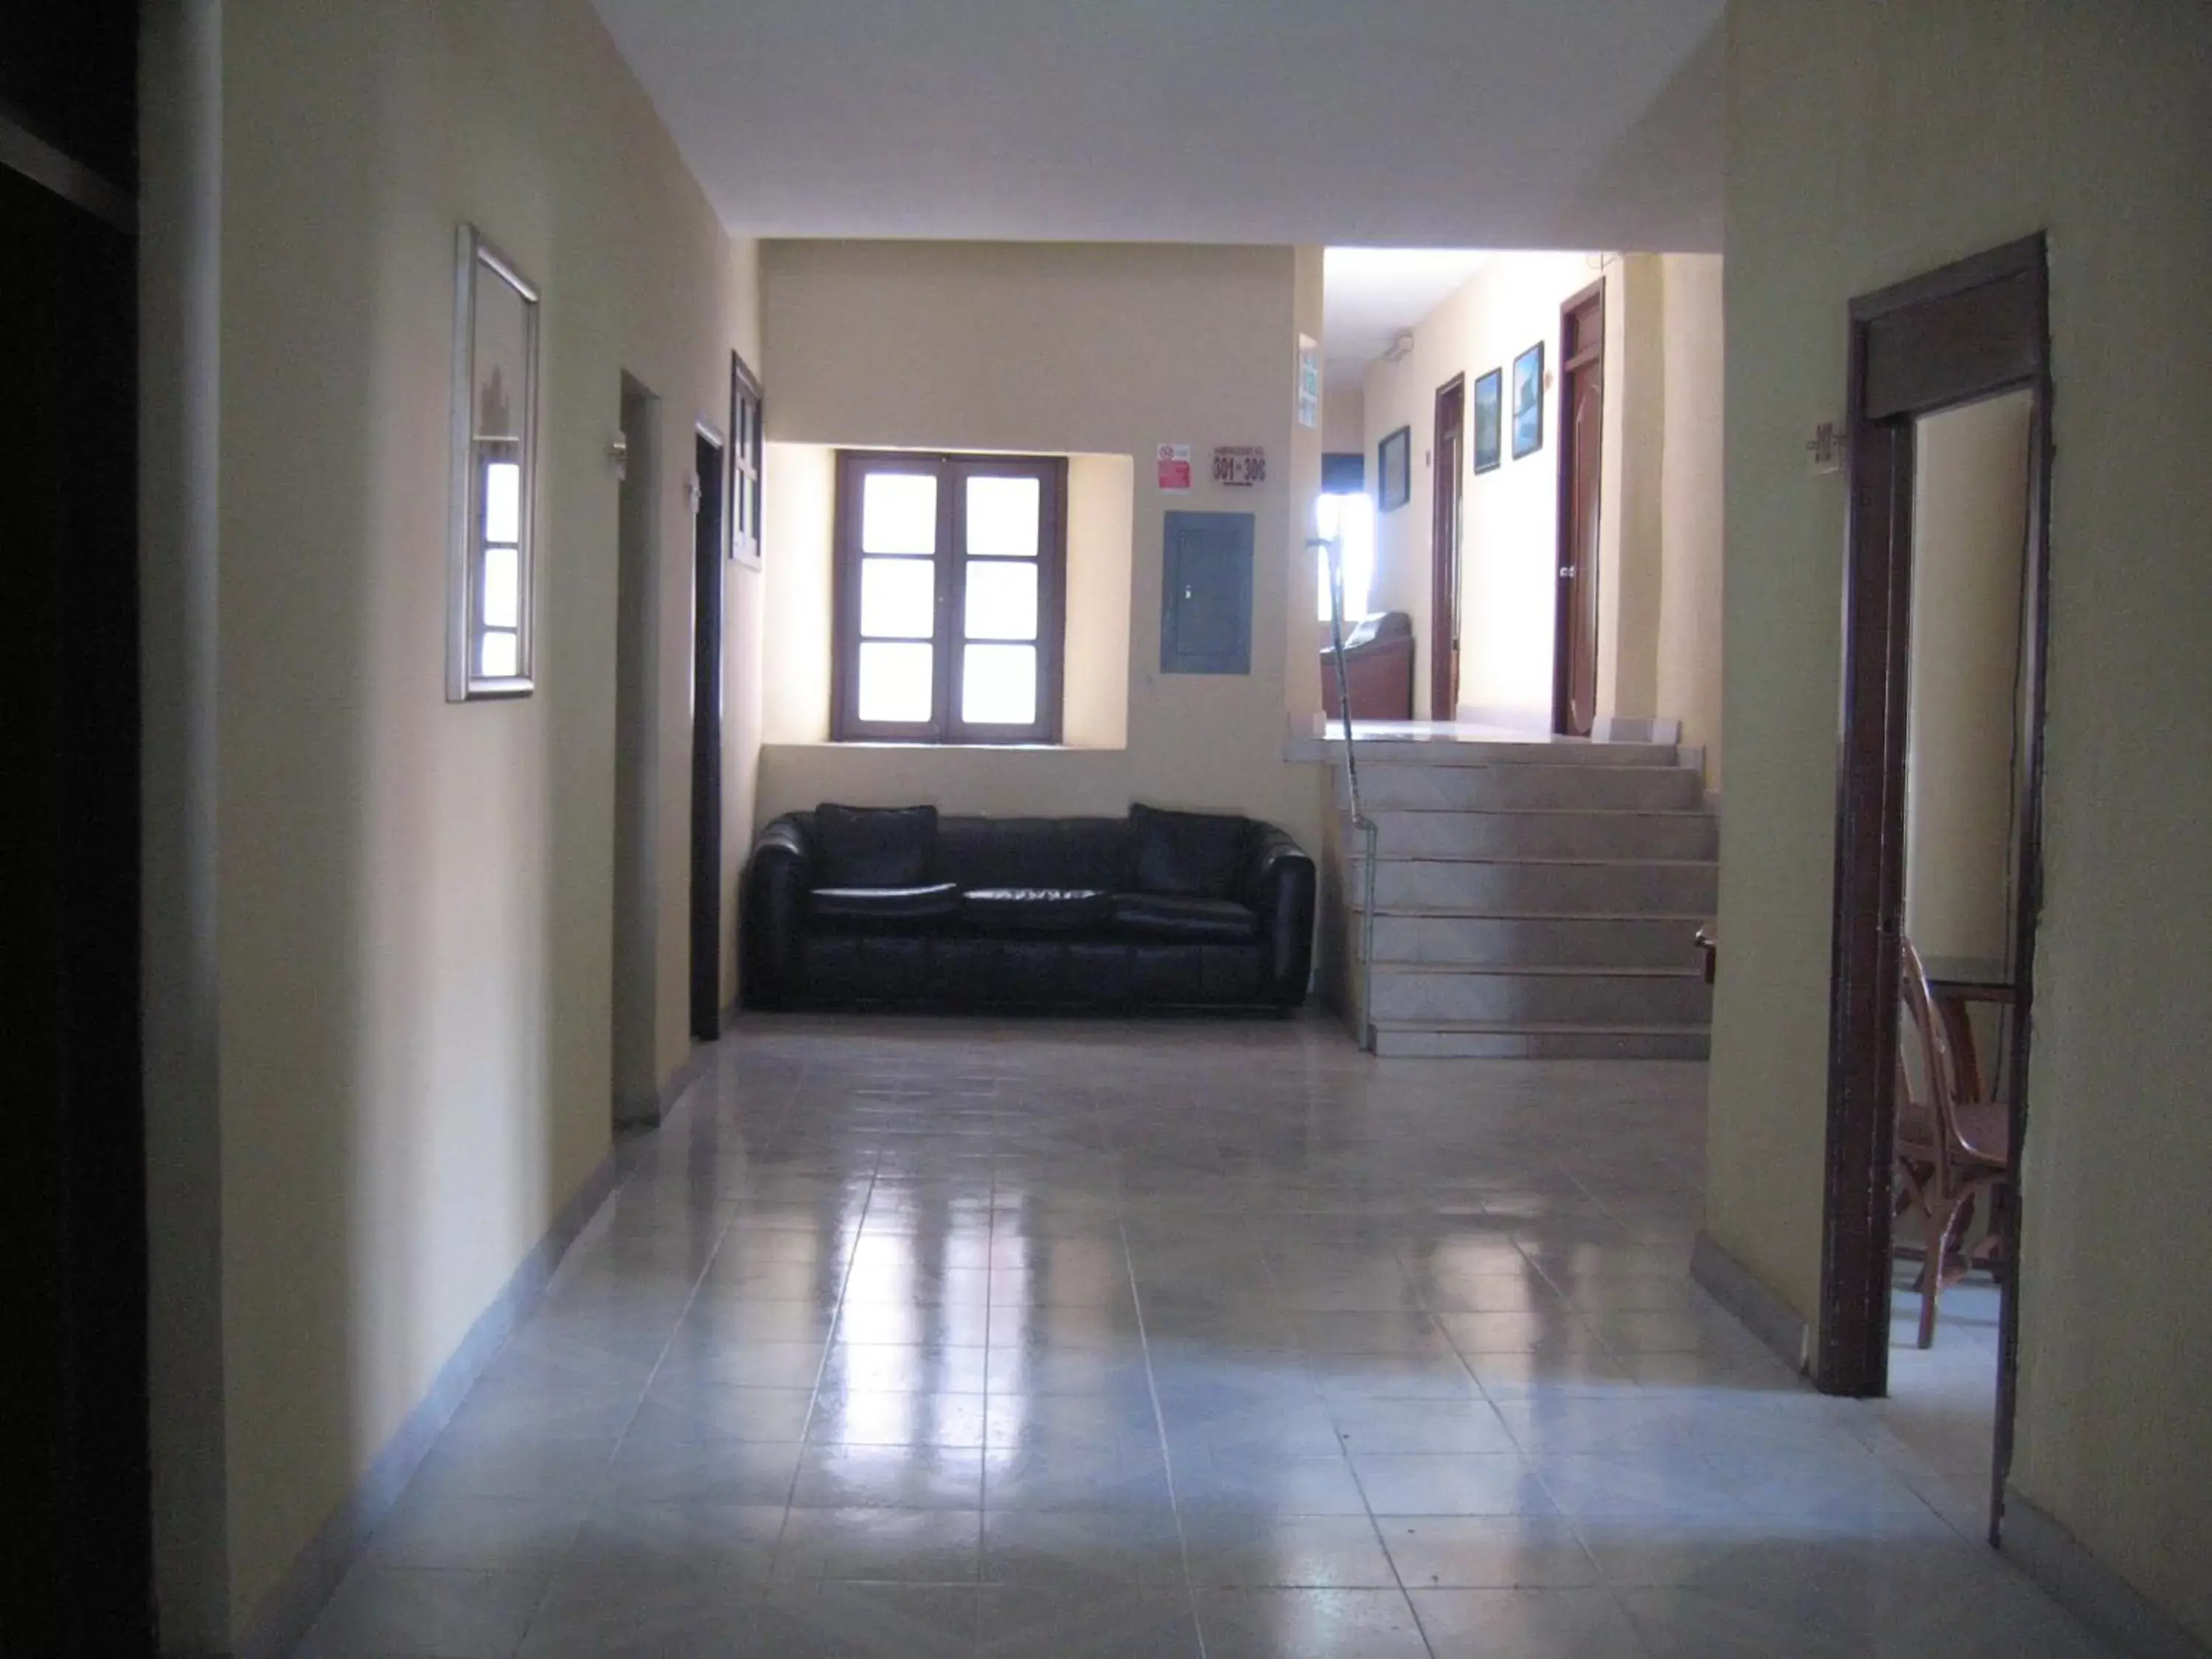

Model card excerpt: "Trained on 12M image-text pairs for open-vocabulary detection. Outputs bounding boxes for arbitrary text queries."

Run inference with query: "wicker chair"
[1894,936,2013,1349]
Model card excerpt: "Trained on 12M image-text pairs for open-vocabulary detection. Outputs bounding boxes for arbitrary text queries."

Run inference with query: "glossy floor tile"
[296,1015,2107,1657]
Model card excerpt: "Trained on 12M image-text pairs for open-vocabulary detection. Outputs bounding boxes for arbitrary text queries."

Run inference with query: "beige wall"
[756,240,1328,860]
[1655,254,1726,783]
[207,0,758,1638]
[1708,1,2212,1640]
[1322,384,1366,456]
[1905,391,2031,961]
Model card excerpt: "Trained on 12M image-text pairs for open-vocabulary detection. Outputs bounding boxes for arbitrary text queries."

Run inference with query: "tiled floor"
[1883,1256,2004,1497]
[298,1016,2107,1658]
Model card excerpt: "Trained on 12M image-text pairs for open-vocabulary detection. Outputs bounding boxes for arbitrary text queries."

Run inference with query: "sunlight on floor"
[295,1017,2103,1658]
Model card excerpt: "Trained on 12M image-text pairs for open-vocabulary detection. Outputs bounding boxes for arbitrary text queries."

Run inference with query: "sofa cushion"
[814,802,937,887]
[807,883,963,926]
[961,887,1113,934]
[1109,891,1260,943]
[1127,803,1249,899]
[933,817,1129,891]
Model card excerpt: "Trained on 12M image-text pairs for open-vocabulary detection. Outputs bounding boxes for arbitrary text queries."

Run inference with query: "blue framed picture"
[1512,342,1544,459]
[1472,368,1503,473]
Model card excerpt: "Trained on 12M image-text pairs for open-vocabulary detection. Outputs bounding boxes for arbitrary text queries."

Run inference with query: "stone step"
[1369,1020,1712,1060]
[1346,856,1719,915]
[1340,762,1705,813]
[1367,963,1711,1026]
[1361,911,1709,970]
[1340,739,1683,768]
[1353,806,1719,861]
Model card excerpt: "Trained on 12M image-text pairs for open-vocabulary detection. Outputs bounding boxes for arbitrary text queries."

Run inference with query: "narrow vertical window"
[731,353,763,568]
[447,225,540,700]
[831,451,1065,743]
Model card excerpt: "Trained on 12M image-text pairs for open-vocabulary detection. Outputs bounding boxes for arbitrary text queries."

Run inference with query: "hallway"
[299,1020,2105,1658]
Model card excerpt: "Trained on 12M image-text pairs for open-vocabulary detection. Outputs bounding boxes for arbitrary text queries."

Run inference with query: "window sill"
[762,739,1127,755]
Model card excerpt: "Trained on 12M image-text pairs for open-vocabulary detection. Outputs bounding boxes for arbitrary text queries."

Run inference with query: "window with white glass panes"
[832,452,1065,743]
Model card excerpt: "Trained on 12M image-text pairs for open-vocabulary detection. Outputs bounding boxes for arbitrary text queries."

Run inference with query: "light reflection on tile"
[290,1017,2111,1658]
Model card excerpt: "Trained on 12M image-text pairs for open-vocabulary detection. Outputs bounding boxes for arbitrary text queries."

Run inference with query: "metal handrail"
[1312,532,1379,1051]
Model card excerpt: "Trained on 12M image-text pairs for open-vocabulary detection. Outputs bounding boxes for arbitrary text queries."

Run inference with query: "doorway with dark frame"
[2,4,158,1650]
[1429,375,1465,720]
[611,378,663,1127]
[1552,280,1604,737]
[689,422,728,1042]
[1815,234,2052,1550]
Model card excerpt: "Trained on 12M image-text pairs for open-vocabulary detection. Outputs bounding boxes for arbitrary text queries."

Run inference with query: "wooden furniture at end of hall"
[1320,612,1416,722]
[1895,936,2014,1349]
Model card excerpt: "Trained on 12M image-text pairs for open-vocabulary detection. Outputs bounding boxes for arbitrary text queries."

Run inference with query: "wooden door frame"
[1551,279,1604,735]
[1429,375,1465,720]
[1816,234,2051,1545]
[688,422,728,1042]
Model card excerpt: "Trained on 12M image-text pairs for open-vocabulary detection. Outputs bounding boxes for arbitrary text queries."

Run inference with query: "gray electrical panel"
[1160,510,1254,675]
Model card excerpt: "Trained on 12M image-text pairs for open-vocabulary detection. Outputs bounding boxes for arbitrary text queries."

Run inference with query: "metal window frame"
[446,223,541,702]
[730,352,764,568]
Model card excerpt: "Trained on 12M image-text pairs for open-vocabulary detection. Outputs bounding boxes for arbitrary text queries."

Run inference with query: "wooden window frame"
[831,450,1066,745]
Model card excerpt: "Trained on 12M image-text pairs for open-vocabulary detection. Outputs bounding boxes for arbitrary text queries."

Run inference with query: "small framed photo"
[1512,342,1545,459]
[1377,425,1412,511]
[1472,368,1503,474]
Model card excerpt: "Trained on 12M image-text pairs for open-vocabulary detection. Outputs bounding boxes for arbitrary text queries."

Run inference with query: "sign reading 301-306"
[1211,446,1267,487]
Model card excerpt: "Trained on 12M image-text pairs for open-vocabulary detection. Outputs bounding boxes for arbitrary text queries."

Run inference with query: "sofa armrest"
[741,815,815,1009]
[1242,823,1316,1006]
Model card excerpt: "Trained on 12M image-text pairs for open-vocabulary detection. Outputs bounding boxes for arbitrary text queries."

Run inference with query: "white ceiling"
[588,0,1725,250]
[1322,248,1496,392]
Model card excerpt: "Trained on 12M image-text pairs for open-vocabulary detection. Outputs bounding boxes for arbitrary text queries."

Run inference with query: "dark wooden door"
[1553,285,1604,736]
[1,7,156,1648]
[1430,376,1465,720]
[1817,240,2051,1549]
[689,427,727,1042]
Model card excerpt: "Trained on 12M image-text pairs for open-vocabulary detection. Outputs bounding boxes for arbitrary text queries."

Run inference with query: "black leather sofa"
[742,803,1314,1011]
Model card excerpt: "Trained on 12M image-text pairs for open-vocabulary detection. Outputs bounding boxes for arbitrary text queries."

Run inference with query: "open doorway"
[612,377,661,1127]
[1552,279,1604,736]
[1815,237,2051,1548]
[1429,375,1464,717]
[5,19,157,1642]
[689,421,727,1042]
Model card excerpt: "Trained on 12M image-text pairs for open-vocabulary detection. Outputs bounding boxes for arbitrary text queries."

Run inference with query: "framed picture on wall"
[1512,342,1545,459]
[1472,368,1503,473]
[1377,425,1412,511]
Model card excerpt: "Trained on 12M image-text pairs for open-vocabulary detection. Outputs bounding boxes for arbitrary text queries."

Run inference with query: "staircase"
[1335,739,1717,1058]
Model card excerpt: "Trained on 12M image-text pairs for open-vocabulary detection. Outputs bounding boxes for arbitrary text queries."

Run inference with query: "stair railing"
[1312,528,1379,1052]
